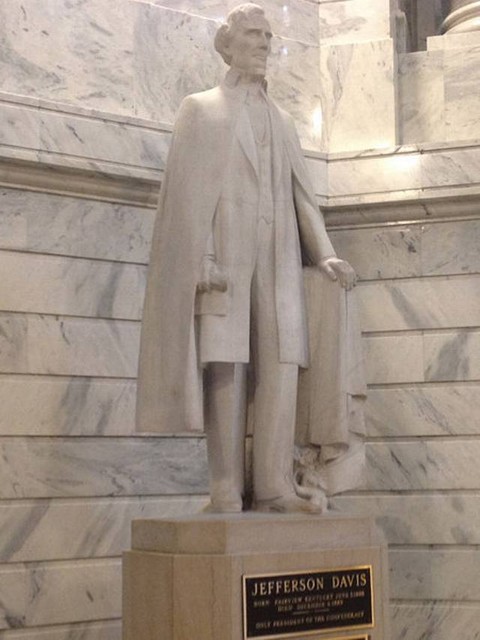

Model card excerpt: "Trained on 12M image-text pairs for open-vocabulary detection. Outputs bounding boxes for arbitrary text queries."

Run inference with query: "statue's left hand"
[319,257,357,290]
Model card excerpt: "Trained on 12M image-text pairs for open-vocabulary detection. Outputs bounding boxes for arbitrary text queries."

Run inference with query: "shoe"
[253,494,326,514]
[202,500,243,514]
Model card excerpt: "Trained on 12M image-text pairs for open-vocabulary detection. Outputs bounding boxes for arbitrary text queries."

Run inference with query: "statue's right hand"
[197,256,228,293]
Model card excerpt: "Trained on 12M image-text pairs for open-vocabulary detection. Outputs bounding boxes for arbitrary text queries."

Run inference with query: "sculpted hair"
[214,3,266,65]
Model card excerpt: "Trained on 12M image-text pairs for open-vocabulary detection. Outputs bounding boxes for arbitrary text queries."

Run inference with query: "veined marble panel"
[392,602,480,640]
[132,4,226,125]
[366,384,480,437]
[0,437,207,499]
[318,0,391,45]
[0,313,139,377]
[0,376,136,436]
[319,39,396,153]
[363,334,424,384]
[358,275,480,331]
[133,4,323,149]
[0,0,135,115]
[333,494,480,545]
[422,219,480,276]
[0,558,120,629]
[332,219,480,279]
[424,329,480,381]
[329,224,423,280]
[399,51,445,144]
[0,496,207,563]
[140,0,319,44]
[391,549,480,600]
[0,103,40,150]
[0,620,121,640]
[0,188,154,263]
[445,46,480,142]
[367,440,480,491]
[0,251,146,320]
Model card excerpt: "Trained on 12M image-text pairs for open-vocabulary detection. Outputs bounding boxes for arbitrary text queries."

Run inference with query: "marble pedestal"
[123,512,390,640]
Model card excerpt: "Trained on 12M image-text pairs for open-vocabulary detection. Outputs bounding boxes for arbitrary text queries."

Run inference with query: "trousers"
[203,215,299,508]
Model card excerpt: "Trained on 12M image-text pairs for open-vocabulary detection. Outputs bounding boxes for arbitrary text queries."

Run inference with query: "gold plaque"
[242,565,374,639]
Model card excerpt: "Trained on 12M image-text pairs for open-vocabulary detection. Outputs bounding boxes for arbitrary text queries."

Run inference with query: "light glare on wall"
[312,106,323,140]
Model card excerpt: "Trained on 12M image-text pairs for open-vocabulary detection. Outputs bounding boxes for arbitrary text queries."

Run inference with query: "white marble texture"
[0,313,139,377]
[0,558,120,629]
[330,224,423,279]
[366,384,480,437]
[0,376,136,436]
[428,30,480,50]
[391,549,480,600]
[0,187,154,263]
[0,496,206,562]
[422,219,480,275]
[319,38,396,152]
[358,275,480,331]
[364,334,425,384]
[328,151,423,196]
[0,437,207,499]
[331,218,480,279]
[445,46,480,141]
[0,0,136,114]
[0,621,121,640]
[133,3,324,149]
[399,51,446,144]
[0,251,146,320]
[425,329,480,381]
[392,602,480,640]
[138,0,319,44]
[333,494,480,544]
[367,441,480,490]
[318,0,391,45]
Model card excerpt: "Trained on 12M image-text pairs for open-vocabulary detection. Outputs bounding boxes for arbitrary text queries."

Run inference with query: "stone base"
[123,512,390,640]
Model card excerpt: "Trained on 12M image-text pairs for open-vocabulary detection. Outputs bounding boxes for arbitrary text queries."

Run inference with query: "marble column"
[442,0,480,33]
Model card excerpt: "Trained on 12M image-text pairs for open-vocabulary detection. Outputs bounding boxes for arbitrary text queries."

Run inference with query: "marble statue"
[136,3,366,514]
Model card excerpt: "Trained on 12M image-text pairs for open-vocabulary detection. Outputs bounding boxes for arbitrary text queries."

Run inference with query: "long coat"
[136,77,337,434]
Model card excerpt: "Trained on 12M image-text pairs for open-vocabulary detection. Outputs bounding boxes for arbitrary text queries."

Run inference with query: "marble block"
[123,513,391,640]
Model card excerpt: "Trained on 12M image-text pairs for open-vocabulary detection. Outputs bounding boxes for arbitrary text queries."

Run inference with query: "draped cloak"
[136,77,366,493]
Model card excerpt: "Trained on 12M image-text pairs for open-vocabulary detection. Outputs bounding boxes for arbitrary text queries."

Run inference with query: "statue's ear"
[214,24,232,65]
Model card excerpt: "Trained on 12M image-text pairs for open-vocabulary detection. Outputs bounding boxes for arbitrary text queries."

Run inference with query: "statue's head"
[214,4,273,77]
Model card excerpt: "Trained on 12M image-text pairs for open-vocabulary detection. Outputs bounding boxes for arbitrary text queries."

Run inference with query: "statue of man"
[136,3,358,514]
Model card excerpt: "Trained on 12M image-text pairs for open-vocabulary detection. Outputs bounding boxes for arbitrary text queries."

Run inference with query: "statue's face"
[225,14,273,77]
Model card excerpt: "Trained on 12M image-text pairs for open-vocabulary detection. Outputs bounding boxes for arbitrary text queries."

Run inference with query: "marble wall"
[1,0,480,638]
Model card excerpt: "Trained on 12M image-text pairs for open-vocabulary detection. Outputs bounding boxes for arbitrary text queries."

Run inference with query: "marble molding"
[333,494,480,545]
